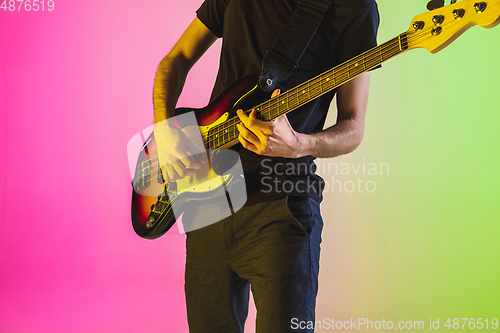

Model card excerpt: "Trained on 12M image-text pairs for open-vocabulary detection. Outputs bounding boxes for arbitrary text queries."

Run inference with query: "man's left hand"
[236,90,305,158]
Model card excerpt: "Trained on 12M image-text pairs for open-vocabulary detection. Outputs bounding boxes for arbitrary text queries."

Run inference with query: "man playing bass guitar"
[152,0,380,332]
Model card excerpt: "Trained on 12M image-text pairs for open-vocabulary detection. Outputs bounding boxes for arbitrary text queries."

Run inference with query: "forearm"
[296,118,364,158]
[295,72,370,158]
[153,54,189,123]
[152,18,217,123]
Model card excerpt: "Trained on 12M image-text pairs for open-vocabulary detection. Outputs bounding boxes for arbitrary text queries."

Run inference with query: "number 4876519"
[444,318,499,330]
[1,0,54,11]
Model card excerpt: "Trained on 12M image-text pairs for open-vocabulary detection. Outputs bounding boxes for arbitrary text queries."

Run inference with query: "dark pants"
[184,196,323,333]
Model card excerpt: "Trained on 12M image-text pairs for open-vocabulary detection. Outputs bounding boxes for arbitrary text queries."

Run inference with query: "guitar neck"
[206,33,409,150]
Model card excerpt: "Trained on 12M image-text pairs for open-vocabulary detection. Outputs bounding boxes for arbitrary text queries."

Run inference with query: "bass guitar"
[131,0,500,239]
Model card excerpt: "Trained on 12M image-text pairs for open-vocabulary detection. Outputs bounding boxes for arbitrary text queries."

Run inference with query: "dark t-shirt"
[197,0,380,205]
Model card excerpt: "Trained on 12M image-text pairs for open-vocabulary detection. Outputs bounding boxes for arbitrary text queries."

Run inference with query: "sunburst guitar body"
[131,77,269,239]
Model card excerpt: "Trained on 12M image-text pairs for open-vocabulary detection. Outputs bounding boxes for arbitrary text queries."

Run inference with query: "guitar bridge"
[146,190,172,228]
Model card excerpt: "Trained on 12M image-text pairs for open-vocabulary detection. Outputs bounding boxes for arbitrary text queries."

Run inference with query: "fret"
[366,49,377,68]
[350,57,361,77]
[292,87,299,109]
[220,124,226,143]
[332,67,339,87]
[264,103,268,119]
[314,77,321,96]
[286,91,292,111]
[205,34,413,150]
[294,87,299,106]
[338,64,347,86]
[230,124,237,143]
[400,33,408,51]
[295,87,300,107]
[279,96,285,115]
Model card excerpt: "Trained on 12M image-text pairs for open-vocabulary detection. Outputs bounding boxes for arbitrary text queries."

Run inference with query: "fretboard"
[206,33,408,150]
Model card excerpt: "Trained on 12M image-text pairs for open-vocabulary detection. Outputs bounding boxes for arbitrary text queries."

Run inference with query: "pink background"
[4,1,500,332]
[0,1,224,332]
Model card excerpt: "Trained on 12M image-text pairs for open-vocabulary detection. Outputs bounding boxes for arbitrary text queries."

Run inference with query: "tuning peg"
[427,0,445,10]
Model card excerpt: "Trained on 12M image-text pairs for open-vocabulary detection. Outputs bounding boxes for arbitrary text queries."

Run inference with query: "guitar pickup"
[133,175,151,191]
[157,166,164,184]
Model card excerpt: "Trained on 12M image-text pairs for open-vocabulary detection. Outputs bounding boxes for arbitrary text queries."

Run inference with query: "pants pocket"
[285,196,313,235]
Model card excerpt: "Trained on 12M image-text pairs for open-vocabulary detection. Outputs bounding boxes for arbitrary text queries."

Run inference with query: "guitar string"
[206,3,499,142]
[138,12,473,177]
[136,37,409,180]
[204,7,477,147]
[134,37,416,215]
[203,30,435,142]
[248,0,500,123]
[205,44,400,144]
[137,8,499,227]
[137,32,416,178]
[140,8,494,171]
[204,35,411,145]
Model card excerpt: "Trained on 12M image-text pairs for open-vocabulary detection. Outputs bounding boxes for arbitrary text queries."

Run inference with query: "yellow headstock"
[406,0,500,53]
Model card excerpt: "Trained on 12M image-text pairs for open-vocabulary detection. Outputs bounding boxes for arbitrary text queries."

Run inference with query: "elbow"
[348,129,364,154]
[354,125,365,148]
[345,118,365,154]
[158,52,190,76]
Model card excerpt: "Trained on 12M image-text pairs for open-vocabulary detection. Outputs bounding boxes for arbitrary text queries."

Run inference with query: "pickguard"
[175,112,231,197]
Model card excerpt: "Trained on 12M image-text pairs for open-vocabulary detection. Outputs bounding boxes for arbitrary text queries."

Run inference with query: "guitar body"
[131,76,271,239]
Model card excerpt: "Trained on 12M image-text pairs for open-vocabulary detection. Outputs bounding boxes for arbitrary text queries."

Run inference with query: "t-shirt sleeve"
[196,0,230,38]
[335,2,381,70]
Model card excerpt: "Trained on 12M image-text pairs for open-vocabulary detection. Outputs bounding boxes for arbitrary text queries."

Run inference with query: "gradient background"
[1,0,499,332]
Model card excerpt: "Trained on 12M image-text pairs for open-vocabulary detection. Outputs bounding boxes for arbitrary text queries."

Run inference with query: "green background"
[314,0,500,331]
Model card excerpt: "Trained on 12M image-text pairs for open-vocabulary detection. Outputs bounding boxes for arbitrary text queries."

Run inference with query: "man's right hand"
[154,120,206,182]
